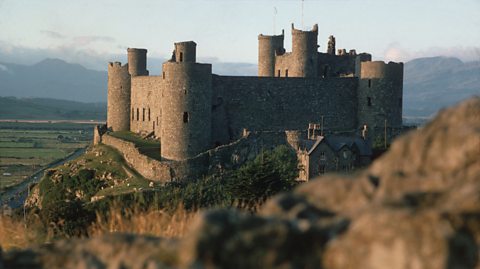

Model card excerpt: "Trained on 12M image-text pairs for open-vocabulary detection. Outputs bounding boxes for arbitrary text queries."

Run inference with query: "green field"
[0,122,95,191]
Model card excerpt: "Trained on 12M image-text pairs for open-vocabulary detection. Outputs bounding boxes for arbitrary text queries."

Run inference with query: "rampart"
[211,76,359,143]
[100,130,292,182]
[101,134,172,181]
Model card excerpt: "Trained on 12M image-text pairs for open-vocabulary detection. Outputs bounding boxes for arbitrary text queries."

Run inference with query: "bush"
[225,145,298,207]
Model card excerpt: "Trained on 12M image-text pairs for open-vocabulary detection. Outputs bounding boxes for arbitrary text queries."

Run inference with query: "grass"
[0,148,68,159]
[0,204,197,251]
[0,122,94,191]
[109,131,161,160]
[89,204,198,238]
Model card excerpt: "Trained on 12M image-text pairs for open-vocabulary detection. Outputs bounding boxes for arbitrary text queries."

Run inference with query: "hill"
[0,97,106,120]
[404,56,480,117]
[0,58,107,103]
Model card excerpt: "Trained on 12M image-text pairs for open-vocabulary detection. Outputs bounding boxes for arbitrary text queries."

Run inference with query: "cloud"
[41,30,66,39]
[73,36,115,46]
[0,63,7,71]
[383,43,480,63]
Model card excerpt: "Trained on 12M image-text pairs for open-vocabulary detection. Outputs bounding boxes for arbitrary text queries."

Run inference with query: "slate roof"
[304,135,372,156]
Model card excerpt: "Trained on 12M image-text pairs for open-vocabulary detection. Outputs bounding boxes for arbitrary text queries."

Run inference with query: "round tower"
[174,41,197,63]
[107,62,131,131]
[357,61,404,144]
[160,43,212,161]
[291,23,319,77]
[258,31,284,77]
[127,48,149,76]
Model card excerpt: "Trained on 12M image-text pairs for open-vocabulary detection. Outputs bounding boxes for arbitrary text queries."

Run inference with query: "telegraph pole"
[384,119,387,149]
[301,0,304,29]
[273,7,277,34]
[321,115,324,136]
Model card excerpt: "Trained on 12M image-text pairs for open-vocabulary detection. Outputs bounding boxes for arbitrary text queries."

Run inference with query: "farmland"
[0,121,96,191]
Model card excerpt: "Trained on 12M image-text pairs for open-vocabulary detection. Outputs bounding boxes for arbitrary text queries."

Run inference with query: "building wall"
[306,143,355,179]
[211,76,359,142]
[130,76,163,135]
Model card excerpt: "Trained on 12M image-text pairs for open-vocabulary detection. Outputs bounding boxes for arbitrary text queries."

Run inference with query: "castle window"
[136,108,139,121]
[156,117,159,126]
[148,108,151,121]
[132,108,134,120]
[162,72,165,79]
[179,52,183,62]
[368,79,372,88]
[320,152,326,160]
[183,112,189,123]
[367,97,372,107]
[285,69,288,77]
[153,122,155,130]
[142,108,145,121]
[277,70,281,77]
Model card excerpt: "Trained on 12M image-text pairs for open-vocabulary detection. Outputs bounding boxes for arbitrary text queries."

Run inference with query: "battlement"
[360,61,403,82]
[291,23,318,34]
[108,62,127,68]
[258,29,285,39]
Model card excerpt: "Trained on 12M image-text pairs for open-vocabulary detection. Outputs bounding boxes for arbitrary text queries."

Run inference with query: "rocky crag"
[1,97,479,269]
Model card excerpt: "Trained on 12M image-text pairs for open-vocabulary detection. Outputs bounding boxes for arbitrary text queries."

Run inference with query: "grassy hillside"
[0,97,106,120]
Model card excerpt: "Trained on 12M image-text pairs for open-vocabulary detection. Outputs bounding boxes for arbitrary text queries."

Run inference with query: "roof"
[304,135,372,156]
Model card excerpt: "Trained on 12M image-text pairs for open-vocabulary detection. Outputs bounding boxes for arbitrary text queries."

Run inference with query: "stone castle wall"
[101,134,173,181]
[211,76,359,143]
[101,130,291,181]
[130,76,163,136]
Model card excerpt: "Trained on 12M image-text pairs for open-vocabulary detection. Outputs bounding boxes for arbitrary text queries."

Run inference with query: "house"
[297,134,372,181]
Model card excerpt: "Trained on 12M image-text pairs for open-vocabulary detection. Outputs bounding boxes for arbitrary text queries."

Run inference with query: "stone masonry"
[103,23,404,181]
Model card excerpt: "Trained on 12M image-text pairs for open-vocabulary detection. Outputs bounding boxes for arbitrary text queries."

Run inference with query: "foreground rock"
[2,97,480,268]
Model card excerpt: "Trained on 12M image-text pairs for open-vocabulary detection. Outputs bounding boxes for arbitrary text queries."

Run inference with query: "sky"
[0,0,479,71]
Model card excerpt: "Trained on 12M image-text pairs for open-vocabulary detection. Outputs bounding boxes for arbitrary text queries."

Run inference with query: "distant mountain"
[0,97,106,120]
[0,58,107,103]
[404,57,480,117]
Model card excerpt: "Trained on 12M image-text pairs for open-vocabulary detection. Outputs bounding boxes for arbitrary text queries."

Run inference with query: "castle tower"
[357,61,404,144]
[107,62,131,131]
[160,41,212,161]
[127,48,149,76]
[327,35,336,55]
[174,41,197,63]
[291,23,319,77]
[258,30,285,77]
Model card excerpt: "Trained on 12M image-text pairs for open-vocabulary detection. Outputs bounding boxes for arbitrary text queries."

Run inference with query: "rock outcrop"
[2,97,479,268]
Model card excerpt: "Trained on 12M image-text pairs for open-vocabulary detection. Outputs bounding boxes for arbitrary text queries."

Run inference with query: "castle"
[103,24,403,181]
